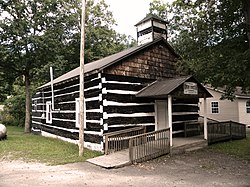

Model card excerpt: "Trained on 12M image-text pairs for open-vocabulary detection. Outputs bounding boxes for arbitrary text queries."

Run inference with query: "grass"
[0,126,102,165]
[1,126,249,165]
[209,134,250,161]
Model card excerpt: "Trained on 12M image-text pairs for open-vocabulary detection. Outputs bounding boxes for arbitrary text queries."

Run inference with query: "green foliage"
[149,0,168,23]
[0,80,12,102]
[66,0,136,64]
[0,0,83,131]
[0,126,102,165]
[0,85,25,127]
[0,0,136,133]
[0,0,135,86]
[19,0,135,86]
[0,0,79,78]
[149,0,250,98]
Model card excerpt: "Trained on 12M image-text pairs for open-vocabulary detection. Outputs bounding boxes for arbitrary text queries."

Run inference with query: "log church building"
[31,14,211,151]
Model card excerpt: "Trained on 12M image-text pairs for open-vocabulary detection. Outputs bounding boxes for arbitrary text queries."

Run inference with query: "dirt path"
[1,148,250,187]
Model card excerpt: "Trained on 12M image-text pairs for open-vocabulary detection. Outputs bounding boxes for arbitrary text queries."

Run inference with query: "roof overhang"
[136,76,213,99]
[204,85,250,99]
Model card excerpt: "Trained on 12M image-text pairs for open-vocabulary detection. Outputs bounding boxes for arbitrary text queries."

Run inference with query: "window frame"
[46,101,52,124]
[211,101,219,114]
[246,100,250,113]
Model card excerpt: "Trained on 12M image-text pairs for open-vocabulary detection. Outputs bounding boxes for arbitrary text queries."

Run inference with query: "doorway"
[155,100,169,131]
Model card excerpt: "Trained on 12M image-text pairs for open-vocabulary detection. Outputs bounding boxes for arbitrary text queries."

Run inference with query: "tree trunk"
[243,0,250,49]
[24,74,31,133]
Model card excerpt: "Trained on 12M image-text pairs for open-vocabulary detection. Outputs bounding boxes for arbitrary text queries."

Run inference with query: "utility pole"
[79,0,86,156]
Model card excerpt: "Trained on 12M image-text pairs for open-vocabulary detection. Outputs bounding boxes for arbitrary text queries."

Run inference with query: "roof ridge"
[135,13,168,26]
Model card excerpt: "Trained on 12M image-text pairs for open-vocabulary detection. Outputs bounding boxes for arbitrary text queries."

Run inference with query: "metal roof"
[135,14,168,26]
[39,37,179,89]
[136,76,192,98]
[136,76,212,98]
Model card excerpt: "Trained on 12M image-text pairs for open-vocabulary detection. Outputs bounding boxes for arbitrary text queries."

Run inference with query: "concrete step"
[186,146,204,152]
[171,140,207,155]
[87,149,131,169]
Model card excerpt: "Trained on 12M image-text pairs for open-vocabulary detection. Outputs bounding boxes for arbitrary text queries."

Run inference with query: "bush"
[0,94,25,127]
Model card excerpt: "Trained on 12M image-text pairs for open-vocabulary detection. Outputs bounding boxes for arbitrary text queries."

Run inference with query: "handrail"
[207,120,246,144]
[199,116,220,123]
[104,126,146,154]
[129,127,170,139]
[103,126,145,137]
[129,128,170,163]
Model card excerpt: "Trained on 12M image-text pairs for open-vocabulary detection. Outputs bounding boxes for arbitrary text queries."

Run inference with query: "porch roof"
[136,76,212,99]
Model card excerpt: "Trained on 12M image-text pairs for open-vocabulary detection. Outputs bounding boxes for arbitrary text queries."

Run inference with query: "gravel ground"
[0,148,250,187]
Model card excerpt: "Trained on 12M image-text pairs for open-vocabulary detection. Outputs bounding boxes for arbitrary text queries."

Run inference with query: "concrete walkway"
[87,149,131,169]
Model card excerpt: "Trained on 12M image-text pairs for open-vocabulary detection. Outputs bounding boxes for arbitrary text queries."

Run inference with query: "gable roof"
[135,14,168,26]
[39,37,179,89]
[205,85,250,99]
[136,76,212,98]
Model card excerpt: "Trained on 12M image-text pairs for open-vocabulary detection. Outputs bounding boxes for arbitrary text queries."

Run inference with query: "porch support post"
[203,95,208,140]
[168,95,173,146]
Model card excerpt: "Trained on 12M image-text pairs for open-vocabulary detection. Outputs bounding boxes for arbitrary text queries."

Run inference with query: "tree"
[85,0,133,62]
[149,0,250,98]
[0,71,13,102]
[34,0,135,84]
[0,0,135,133]
[0,0,80,132]
[1,83,25,127]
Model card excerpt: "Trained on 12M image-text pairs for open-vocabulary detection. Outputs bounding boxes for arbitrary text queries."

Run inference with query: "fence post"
[167,128,170,153]
[105,135,109,155]
[229,121,232,140]
[244,125,246,138]
[129,138,133,163]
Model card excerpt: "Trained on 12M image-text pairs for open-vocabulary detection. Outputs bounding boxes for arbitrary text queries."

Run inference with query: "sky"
[105,0,173,39]
[105,0,152,39]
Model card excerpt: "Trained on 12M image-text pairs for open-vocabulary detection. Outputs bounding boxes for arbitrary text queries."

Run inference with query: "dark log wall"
[172,97,200,137]
[104,41,179,79]
[102,74,155,133]
[31,73,104,151]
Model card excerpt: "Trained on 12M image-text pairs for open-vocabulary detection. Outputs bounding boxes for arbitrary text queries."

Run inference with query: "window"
[46,101,52,124]
[246,100,250,113]
[75,98,86,128]
[211,101,219,114]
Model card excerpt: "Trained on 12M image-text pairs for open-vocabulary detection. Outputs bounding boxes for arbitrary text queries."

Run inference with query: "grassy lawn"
[0,126,102,165]
[209,133,250,161]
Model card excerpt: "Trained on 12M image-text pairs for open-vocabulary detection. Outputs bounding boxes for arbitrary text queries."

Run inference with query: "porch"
[87,76,247,168]
[87,120,246,168]
[87,136,207,169]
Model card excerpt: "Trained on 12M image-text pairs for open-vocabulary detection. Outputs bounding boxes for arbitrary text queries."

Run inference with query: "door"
[155,100,168,130]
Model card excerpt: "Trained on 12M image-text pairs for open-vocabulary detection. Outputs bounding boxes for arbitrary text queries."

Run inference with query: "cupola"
[135,14,168,45]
